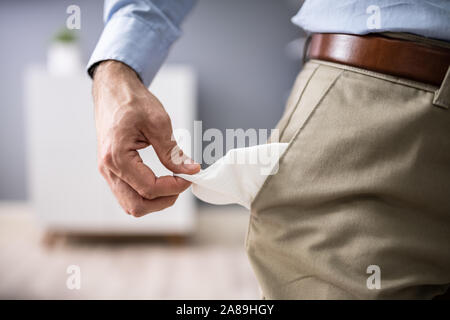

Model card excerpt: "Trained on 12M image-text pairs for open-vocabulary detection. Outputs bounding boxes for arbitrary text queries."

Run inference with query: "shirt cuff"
[87,14,180,87]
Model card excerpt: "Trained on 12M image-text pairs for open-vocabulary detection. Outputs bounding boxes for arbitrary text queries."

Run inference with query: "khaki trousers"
[246,59,450,299]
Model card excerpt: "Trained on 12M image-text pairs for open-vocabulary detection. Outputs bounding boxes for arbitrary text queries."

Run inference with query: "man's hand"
[92,60,200,217]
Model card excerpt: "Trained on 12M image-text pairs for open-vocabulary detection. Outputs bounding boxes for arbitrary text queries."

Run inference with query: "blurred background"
[0,0,305,299]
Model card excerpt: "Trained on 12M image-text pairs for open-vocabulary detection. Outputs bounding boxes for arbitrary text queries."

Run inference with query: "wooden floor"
[0,203,260,299]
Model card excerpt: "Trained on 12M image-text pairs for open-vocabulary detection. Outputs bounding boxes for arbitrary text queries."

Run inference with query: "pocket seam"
[278,64,320,141]
[250,69,344,211]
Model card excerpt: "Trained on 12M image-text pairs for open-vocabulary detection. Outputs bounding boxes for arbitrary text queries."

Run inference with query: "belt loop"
[433,66,450,109]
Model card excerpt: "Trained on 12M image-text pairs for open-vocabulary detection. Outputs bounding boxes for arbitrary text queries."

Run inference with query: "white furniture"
[25,65,197,235]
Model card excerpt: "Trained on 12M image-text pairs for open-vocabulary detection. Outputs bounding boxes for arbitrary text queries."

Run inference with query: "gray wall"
[0,0,304,200]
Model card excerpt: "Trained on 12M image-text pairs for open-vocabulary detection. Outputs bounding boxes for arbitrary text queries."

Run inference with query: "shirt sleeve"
[87,0,196,86]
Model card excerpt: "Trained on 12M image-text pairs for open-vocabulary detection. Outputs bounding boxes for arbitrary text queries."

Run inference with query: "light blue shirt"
[88,0,450,87]
[293,0,450,42]
[88,0,196,86]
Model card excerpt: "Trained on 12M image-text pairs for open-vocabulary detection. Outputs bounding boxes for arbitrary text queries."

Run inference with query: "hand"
[92,60,200,217]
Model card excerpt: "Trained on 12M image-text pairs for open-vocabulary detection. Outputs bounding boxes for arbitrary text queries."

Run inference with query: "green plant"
[52,28,78,43]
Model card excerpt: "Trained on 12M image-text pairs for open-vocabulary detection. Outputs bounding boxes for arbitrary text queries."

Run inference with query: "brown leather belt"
[307,33,450,87]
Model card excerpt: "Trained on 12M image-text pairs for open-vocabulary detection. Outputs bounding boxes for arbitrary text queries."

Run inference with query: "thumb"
[153,136,200,175]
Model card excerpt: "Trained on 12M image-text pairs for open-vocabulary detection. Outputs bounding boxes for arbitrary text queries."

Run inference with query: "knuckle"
[150,113,171,132]
[99,150,114,168]
[128,205,145,218]
[140,188,155,200]
[168,196,178,208]
[97,163,106,175]
[143,192,155,200]
[155,112,170,125]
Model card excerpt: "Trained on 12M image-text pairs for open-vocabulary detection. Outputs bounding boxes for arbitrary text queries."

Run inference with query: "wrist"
[93,60,141,84]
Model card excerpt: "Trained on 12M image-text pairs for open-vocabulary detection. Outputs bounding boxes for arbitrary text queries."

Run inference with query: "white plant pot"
[47,42,83,76]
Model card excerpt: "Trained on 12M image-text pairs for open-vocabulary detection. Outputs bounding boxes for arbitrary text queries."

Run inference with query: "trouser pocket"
[246,62,450,299]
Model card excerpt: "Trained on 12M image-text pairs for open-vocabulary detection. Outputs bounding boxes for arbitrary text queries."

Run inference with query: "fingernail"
[183,158,200,171]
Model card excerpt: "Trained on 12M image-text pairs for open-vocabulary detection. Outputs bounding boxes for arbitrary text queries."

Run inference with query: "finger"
[152,135,200,175]
[106,129,192,198]
[132,195,179,217]
[153,175,192,196]
[105,170,180,217]
[110,146,192,199]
